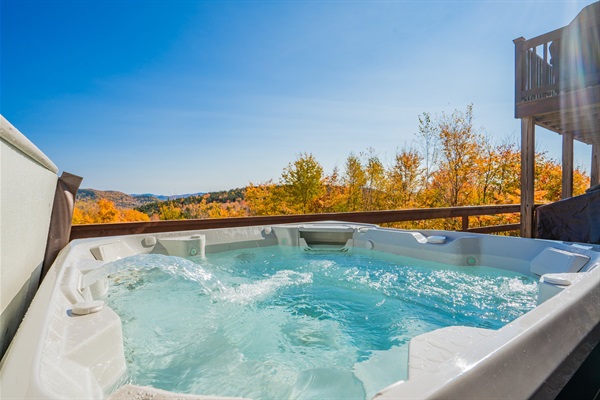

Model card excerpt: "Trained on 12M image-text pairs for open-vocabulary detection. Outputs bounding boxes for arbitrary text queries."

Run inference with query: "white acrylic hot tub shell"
[0,115,58,359]
[0,241,126,399]
[1,223,598,399]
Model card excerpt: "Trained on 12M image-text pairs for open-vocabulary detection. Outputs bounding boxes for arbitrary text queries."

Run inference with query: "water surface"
[99,246,538,400]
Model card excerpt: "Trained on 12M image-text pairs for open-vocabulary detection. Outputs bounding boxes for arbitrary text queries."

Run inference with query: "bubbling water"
[97,247,538,400]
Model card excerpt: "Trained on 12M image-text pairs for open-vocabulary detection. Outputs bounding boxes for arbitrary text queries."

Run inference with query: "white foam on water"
[217,270,313,304]
[87,254,224,294]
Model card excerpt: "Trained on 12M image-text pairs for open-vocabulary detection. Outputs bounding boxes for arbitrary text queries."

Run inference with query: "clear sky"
[1,0,596,195]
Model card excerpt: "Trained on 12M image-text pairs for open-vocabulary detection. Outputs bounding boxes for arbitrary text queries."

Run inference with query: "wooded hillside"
[77,189,160,209]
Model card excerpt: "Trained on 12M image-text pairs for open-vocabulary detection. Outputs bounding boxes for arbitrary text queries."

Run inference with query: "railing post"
[521,117,536,238]
[542,42,548,88]
[514,37,526,117]
[592,143,600,187]
[562,132,573,199]
[461,215,469,231]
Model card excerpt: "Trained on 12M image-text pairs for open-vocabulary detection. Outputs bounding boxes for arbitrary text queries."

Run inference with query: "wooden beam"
[516,85,600,119]
[521,117,536,238]
[536,109,600,125]
[519,27,564,50]
[533,105,600,145]
[592,143,600,186]
[562,132,574,199]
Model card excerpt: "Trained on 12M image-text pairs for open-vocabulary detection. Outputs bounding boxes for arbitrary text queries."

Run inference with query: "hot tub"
[1,222,598,399]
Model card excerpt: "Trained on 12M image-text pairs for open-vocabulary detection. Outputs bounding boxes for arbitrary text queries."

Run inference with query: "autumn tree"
[318,167,346,213]
[475,136,502,205]
[280,152,325,214]
[245,181,282,215]
[491,141,522,203]
[121,208,151,222]
[535,154,590,203]
[158,203,184,220]
[342,153,366,211]
[387,147,423,209]
[72,199,150,224]
[572,167,591,196]
[363,149,387,210]
[430,104,482,207]
[416,112,438,190]
[72,206,94,224]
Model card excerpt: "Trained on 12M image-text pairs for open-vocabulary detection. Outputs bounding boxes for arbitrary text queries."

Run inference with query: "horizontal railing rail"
[70,204,524,240]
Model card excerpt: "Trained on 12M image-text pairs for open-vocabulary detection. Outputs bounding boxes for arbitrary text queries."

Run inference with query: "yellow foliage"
[72,206,94,224]
[158,204,184,220]
[245,181,292,216]
[72,199,150,224]
[122,209,151,222]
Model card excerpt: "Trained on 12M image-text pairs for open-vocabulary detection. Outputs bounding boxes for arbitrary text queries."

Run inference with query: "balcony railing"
[514,28,563,105]
[514,4,600,118]
[70,204,525,240]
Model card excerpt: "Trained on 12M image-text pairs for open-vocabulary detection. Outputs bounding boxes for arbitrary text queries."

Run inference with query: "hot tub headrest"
[530,247,590,276]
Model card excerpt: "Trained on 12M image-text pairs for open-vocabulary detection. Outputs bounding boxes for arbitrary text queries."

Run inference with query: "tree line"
[73,105,589,229]
[244,105,588,230]
[134,188,246,218]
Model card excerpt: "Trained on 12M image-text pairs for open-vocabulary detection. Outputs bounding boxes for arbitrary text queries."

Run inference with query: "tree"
[572,166,591,196]
[416,112,438,190]
[280,152,325,214]
[387,147,423,208]
[474,136,501,205]
[535,154,590,203]
[158,203,184,220]
[342,153,366,211]
[431,104,482,206]
[320,166,347,213]
[491,141,521,203]
[72,206,94,224]
[363,148,387,210]
[122,209,151,222]
[245,181,291,215]
[72,199,151,224]
[97,198,120,223]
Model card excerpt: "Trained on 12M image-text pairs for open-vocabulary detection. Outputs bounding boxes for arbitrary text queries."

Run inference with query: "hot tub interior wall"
[82,225,597,307]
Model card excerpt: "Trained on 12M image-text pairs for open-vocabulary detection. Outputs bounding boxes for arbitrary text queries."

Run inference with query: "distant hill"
[77,189,162,209]
[131,192,206,201]
[135,188,245,215]
[168,192,206,200]
[131,193,170,201]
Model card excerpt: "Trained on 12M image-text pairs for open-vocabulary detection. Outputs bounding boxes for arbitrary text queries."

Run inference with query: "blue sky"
[1,0,596,195]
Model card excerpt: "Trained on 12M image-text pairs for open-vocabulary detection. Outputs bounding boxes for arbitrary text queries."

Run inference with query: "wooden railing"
[514,16,600,113]
[70,204,523,240]
[514,28,563,105]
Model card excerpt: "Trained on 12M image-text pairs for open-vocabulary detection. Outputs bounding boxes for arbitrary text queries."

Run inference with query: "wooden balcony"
[515,2,599,237]
[513,3,600,144]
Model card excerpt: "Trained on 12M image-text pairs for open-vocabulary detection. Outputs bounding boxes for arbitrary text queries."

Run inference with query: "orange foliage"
[72,199,150,224]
